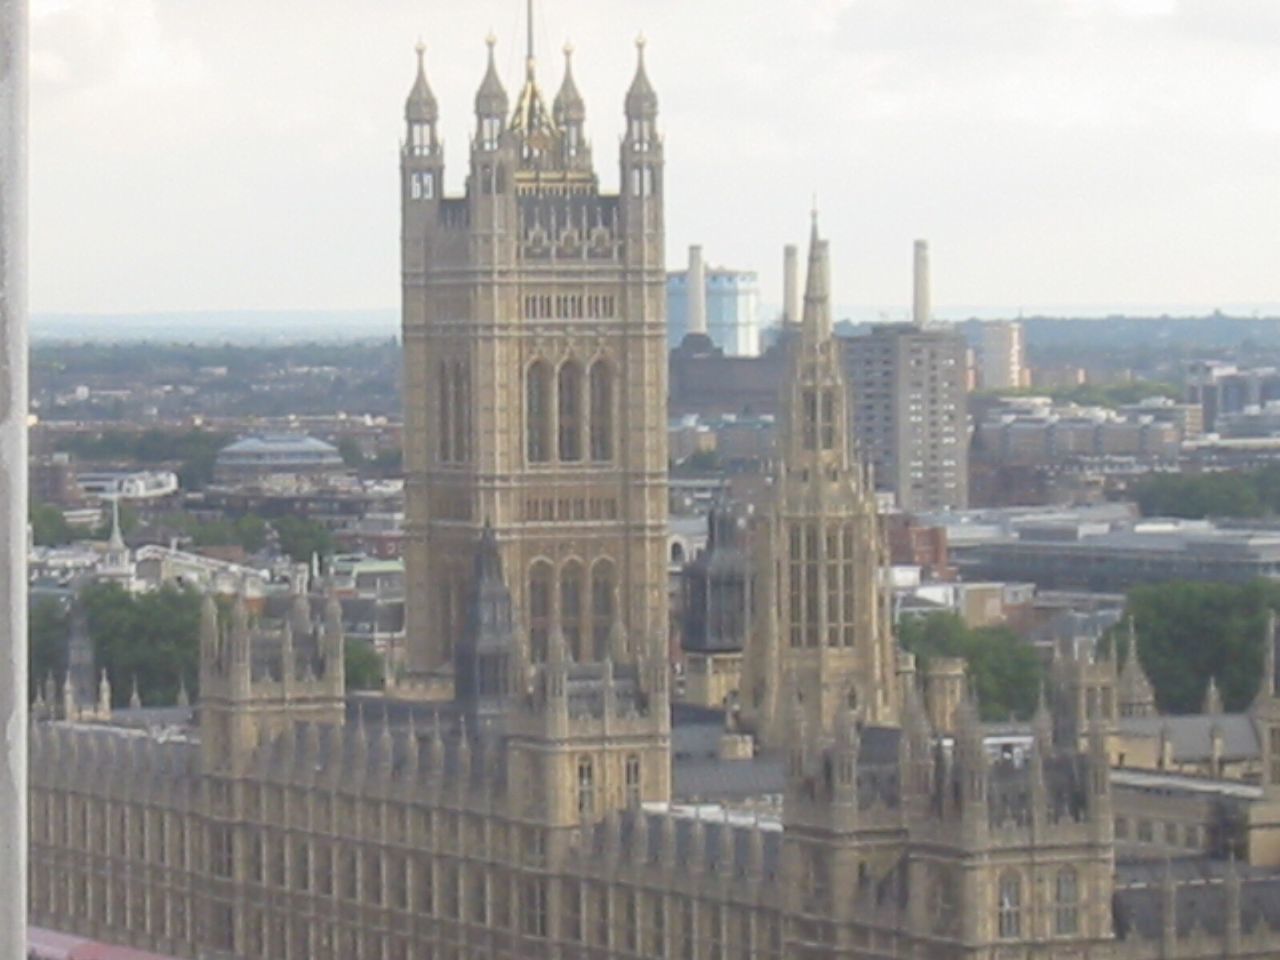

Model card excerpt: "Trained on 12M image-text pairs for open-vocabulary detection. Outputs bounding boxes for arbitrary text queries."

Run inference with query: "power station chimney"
[783,243,801,326]
[687,245,708,336]
[912,239,930,326]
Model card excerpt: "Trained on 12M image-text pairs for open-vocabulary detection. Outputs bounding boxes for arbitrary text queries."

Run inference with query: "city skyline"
[31,0,1280,317]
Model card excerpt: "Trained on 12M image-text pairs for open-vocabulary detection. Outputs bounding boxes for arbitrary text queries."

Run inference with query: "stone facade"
[399,34,668,686]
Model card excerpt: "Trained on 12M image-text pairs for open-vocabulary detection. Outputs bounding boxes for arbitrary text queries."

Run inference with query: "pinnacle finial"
[563,40,574,58]
[415,38,425,59]
[486,30,497,49]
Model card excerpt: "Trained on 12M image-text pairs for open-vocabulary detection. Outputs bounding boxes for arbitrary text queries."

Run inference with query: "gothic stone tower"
[743,221,899,749]
[401,36,668,689]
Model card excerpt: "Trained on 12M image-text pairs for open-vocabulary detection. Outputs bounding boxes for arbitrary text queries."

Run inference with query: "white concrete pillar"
[686,245,707,336]
[0,1,28,957]
[912,239,930,326]
[782,244,800,326]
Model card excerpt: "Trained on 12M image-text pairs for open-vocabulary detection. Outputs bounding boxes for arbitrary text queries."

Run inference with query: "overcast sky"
[30,0,1280,318]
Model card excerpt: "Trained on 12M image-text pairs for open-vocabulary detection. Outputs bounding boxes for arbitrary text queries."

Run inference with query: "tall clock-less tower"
[742,220,900,747]
[400,35,668,686]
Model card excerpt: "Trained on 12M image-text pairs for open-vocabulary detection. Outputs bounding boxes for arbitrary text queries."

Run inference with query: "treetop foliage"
[897,613,1044,722]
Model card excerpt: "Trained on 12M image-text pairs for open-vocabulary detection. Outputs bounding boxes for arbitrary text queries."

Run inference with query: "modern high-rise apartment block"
[973,319,1028,390]
[841,242,969,512]
[666,245,762,356]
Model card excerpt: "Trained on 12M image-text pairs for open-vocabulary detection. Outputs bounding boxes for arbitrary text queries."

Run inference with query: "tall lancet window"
[528,561,553,662]
[802,389,818,451]
[589,360,614,461]
[411,122,432,157]
[821,390,836,450]
[481,116,501,151]
[561,560,585,662]
[591,560,616,659]
[526,361,553,464]
[452,360,471,463]
[438,361,453,463]
[998,872,1022,939]
[558,360,583,462]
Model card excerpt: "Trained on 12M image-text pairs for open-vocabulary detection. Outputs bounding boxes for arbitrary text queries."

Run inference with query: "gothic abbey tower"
[400,33,669,688]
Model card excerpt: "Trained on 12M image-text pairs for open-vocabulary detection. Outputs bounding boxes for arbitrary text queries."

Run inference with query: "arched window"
[591,559,616,660]
[588,360,614,461]
[670,541,685,564]
[997,871,1022,939]
[1055,867,1079,936]
[526,361,553,464]
[576,755,594,817]
[561,560,585,662]
[452,359,470,463]
[558,360,583,461]
[625,754,642,807]
[528,561,553,662]
[437,361,452,463]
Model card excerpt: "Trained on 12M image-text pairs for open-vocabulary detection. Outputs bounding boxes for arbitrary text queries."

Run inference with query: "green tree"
[233,514,268,553]
[82,582,201,707]
[1124,580,1279,713]
[29,597,68,692]
[344,639,384,691]
[337,436,365,469]
[273,515,334,563]
[898,613,1044,721]
[30,503,72,546]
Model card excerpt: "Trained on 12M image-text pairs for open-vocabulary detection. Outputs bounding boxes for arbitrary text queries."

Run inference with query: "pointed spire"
[476,33,509,119]
[1258,609,1278,707]
[429,710,445,772]
[625,35,658,119]
[176,675,190,708]
[1203,676,1223,715]
[406,40,439,123]
[1032,682,1053,751]
[200,593,219,657]
[129,676,141,711]
[404,712,420,782]
[107,496,125,552]
[97,669,112,717]
[554,41,585,125]
[800,212,832,340]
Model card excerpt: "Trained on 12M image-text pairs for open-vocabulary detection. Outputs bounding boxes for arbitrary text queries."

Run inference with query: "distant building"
[842,323,969,511]
[214,434,345,481]
[974,396,1182,467]
[959,517,1280,591]
[967,319,1027,390]
[667,246,761,356]
[1186,361,1280,432]
[76,469,179,500]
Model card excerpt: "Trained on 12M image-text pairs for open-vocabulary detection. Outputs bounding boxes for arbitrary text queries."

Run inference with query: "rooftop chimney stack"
[913,239,930,326]
[783,244,800,326]
[687,245,708,336]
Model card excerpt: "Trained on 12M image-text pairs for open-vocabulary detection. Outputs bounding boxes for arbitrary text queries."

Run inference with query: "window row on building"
[526,357,614,465]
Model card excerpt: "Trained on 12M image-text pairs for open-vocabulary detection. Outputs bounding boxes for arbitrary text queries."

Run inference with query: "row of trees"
[31,500,333,563]
[1108,579,1279,714]
[52,428,231,489]
[904,580,1280,721]
[1128,466,1280,520]
[30,583,382,708]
